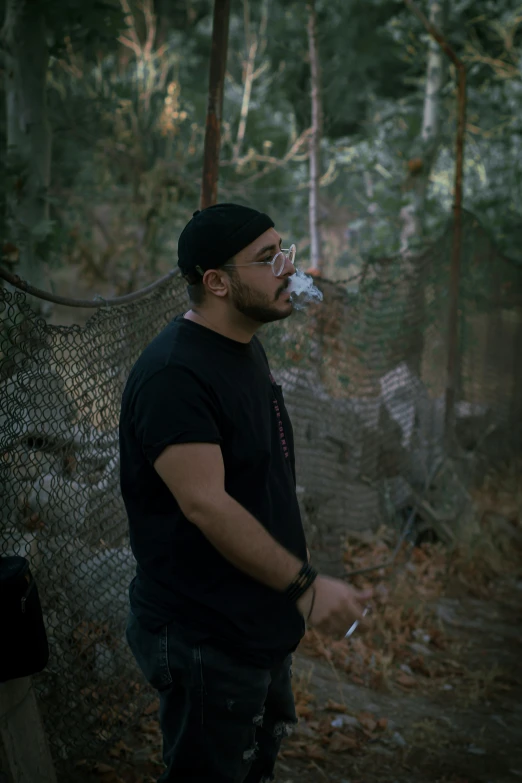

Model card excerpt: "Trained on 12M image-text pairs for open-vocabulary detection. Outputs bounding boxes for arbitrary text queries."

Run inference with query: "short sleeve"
[133,366,222,464]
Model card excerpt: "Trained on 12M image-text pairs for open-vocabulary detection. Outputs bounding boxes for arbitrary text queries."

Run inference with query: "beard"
[229,274,293,324]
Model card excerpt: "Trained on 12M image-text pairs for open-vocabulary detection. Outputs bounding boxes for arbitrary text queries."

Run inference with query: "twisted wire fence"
[0,210,520,772]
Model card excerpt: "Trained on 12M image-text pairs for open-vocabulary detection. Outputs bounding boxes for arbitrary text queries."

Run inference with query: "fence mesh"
[0,210,521,771]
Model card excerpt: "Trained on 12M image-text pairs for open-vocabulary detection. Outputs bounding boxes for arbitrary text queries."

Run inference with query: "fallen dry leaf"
[325,699,347,712]
[296,703,315,719]
[93,763,116,774]
[108,740,133,758]
[144,698,160,715]
[281,741,326,761]
[396,672,418,688]
[92,761,126,782]
[357,711,377,732]
[304,743,327,761]
[329,732,358,753]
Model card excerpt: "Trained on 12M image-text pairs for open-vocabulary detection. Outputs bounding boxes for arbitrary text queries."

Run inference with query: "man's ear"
[203,269,230,298]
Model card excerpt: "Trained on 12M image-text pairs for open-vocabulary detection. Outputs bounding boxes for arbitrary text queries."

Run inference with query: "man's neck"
[184,308,256,344]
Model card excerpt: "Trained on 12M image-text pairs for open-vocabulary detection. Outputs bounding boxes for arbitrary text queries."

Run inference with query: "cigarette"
[345,606,370,638]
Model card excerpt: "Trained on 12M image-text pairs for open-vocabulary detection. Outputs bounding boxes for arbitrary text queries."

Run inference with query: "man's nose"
[279,255,296,277]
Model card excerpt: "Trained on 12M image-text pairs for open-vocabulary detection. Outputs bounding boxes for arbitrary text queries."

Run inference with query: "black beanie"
[178,203,275,281]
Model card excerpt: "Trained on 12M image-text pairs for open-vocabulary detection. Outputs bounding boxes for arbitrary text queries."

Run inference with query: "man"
[119,203,371,783]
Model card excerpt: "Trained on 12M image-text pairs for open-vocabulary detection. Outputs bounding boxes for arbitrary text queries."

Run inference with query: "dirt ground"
[72,466,522,783]
[283,581,522,783]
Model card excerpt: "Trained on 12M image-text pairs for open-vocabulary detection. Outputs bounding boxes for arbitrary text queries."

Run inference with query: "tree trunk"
[401,0,447,248]
[307,0,322,274]
[401,0,448,375]
[1,0,51,292]
[232,0,268,163]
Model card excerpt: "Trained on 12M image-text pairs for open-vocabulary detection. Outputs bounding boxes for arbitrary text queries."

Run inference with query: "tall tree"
[400,0,448,251]
[1,0,51,291]
[0,0,125,292]
[307,0,322,274]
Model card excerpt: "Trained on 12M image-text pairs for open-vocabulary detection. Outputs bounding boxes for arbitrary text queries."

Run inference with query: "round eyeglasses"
[221,244,297,278]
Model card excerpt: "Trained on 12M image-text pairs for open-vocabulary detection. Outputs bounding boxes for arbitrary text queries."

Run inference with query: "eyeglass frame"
[218,243,297,278]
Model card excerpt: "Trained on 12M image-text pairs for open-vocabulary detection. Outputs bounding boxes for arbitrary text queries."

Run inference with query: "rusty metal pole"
[200,0,231,210]
[403,0,467,438]
[445,63,466,436]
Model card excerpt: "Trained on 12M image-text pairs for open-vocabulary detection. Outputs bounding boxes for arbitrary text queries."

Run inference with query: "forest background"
[1,4,522,780]
[1,0,521,303]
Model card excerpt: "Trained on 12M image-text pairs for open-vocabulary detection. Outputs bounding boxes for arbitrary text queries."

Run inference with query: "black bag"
[0,555,49,682]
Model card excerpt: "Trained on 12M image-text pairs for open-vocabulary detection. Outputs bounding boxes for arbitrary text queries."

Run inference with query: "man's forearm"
[189,492,304,591]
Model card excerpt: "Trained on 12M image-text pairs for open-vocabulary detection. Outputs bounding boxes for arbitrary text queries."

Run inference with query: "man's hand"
[296,576,372,637]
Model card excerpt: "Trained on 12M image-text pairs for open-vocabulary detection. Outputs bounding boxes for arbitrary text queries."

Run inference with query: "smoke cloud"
[287,270,323,310]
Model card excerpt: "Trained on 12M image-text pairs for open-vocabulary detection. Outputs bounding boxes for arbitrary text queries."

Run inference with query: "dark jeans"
[126,612,297,783]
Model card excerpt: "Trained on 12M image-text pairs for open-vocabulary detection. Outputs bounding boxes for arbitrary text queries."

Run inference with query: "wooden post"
[403,0,467,438]
[200,0,231,210]
[0,677,57,783]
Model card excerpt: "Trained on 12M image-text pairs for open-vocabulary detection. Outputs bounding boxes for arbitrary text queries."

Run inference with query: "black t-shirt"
[118,315,307,667]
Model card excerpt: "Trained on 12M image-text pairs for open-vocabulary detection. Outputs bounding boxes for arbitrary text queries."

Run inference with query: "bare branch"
[243,0,251,51]
[463,43,519,80]
[252,60,269,80]
[404,0,462,70]
[232,0,271,163]
[60,37,84,80]
[240,127,313,184]
[257,0,269,57]
[142,0,157,60]
[119,0,142,56]
[232,38,258,162]
[118,34,142,58]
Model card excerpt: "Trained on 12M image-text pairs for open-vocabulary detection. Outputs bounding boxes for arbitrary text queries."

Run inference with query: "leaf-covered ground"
[73,464,522,783]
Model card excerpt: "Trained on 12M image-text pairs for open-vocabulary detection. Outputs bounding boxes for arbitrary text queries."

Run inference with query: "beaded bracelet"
[284,561,318,603]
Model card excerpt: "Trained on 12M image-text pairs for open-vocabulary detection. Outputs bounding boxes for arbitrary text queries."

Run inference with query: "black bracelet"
[284,562,318,603]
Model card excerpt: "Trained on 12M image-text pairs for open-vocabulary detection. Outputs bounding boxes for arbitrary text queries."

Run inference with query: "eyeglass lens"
[274,245,296,276]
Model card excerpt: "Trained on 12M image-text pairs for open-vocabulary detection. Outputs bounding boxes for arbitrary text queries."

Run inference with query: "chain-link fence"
[0,210,521,772]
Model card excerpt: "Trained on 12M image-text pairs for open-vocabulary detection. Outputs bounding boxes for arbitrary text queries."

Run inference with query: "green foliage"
[44,0,127,57]
[1,0,521,278]
[258,0,419,138]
